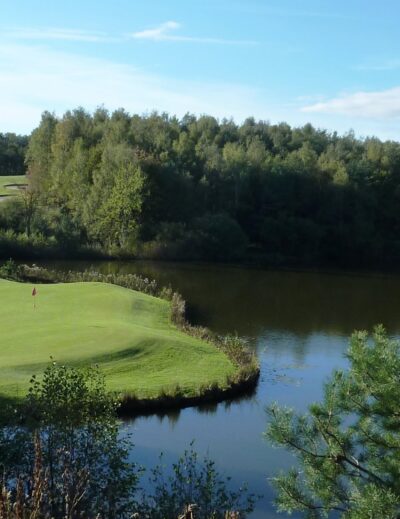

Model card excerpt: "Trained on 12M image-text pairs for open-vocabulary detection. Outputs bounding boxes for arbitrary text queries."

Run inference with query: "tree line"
[0,132,28,175]
[3,108,400,266]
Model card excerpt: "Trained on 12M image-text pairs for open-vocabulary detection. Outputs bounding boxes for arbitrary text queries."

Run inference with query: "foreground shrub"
[0,364,257,519]
[139,444,257,519]
[266,326,400,518]
[19,364,138,519]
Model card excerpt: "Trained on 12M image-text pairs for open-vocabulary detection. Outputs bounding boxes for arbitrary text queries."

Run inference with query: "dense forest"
[0,132,29,175]
[2,108,400,267]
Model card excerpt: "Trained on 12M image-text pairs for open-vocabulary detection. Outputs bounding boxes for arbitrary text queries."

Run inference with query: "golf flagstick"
[32,286,37,309]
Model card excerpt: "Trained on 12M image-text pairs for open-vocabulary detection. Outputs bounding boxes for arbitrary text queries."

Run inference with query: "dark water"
[44,260,400,518]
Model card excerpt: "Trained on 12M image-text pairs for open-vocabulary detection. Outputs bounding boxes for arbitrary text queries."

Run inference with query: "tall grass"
[169,291,259,383]
[0,437,245,519]
[0,434,88,519]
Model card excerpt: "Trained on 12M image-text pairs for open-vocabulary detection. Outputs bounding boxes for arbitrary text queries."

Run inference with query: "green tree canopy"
[0,132,28,175]
[5,108,400,265]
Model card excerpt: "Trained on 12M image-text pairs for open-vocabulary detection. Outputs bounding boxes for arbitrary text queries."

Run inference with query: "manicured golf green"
[0,175,28,197]
[0,279,235,400]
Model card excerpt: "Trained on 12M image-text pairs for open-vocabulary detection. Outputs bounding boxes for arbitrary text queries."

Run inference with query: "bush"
[170,291,186,326]
[0,364,258,518]
[192,213,248,261]
[0,258,21,280]
[2,363,139,519]
[138,214,248,261]
[0,197,26,232]
[139,444,257,519]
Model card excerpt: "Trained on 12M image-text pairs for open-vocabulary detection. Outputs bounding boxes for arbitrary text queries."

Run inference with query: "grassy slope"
[0,280,235,400]
[0,175,28,197]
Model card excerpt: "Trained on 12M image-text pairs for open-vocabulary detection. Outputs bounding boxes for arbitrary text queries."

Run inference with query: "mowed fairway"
[0,279,235,400]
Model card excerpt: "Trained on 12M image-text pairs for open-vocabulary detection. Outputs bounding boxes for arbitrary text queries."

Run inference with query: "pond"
[43,260,400,518]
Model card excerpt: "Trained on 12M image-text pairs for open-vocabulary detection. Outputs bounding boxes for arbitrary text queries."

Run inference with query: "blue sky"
[1,0,400,139]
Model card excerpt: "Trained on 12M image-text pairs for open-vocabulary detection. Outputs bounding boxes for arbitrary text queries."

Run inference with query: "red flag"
[32,287,37,297]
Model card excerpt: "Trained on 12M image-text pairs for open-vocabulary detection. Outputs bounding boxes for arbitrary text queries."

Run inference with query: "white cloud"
[4,23,256,46]
[131,21,181,41]
[130,20,256,45]
[4,27,116,43]
[0,43,265,134]
[1,40,400,140]
[302,87,400,119]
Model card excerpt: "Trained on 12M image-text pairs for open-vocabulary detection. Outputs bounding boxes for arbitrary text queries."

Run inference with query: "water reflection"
[44,260,400,337]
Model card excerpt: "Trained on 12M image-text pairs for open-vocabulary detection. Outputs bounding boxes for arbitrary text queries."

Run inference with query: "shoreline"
[7,248,400,278]
[117,371,259,418]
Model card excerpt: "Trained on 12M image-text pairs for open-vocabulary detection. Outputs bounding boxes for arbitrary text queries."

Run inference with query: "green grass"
[0,175,28,197]
[0,279,235,401]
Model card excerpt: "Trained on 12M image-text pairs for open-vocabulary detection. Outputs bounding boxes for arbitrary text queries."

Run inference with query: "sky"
[1,0,400,139]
